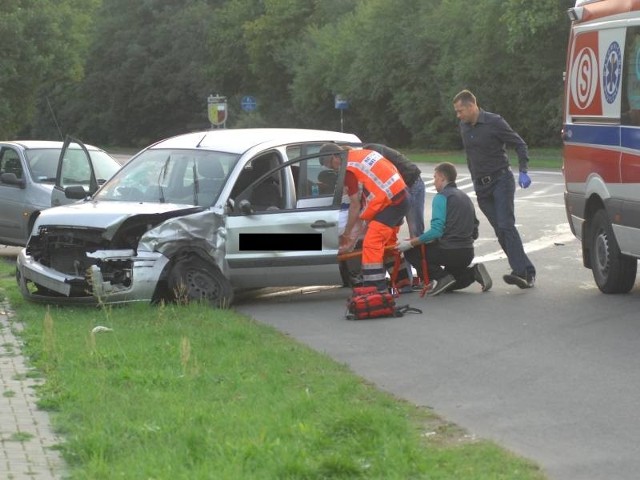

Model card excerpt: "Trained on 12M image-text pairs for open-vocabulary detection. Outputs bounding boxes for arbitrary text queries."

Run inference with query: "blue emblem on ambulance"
[603,41,622,104]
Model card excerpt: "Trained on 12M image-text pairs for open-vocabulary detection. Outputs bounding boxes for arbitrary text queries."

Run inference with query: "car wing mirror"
[64,185,88,200]
[0,173,25,188]
[238,199,254,215]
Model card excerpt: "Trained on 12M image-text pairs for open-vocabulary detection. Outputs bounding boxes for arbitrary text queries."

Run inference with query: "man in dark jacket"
[396,162,492,297]
[364,143,424,238]
[453,89,535,289]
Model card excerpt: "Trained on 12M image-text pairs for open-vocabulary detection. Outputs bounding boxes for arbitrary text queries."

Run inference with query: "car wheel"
[589,209,637,293]
[167,255,233,308]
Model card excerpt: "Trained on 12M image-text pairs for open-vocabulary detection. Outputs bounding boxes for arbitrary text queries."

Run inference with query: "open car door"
[51,136,99,207]
[224,147,347,289]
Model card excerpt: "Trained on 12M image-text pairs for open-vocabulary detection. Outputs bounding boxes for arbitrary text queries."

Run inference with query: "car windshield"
[88,150,121,183]
[95,148,239,206]
[25,148,119,184]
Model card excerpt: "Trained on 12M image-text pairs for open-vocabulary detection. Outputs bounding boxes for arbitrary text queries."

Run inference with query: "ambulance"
[564,0,640,293]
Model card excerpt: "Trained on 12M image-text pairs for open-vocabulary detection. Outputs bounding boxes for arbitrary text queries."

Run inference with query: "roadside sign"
[241,95,257,112]
[335,95,349,132]
[207,94,227,127]
[335,95,349,110]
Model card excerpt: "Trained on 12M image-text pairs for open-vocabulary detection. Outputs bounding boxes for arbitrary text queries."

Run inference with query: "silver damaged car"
[16,128,361,307]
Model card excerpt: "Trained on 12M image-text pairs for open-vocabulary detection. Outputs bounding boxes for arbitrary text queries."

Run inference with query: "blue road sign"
[335,94,349,110]
[241,96,257,112]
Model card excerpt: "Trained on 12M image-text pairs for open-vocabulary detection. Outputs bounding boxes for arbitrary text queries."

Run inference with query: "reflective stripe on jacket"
[346,149,407,221]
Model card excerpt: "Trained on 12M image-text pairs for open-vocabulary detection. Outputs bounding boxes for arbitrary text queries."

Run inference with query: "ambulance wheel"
[168,255,233,308]
[589,209,637,293]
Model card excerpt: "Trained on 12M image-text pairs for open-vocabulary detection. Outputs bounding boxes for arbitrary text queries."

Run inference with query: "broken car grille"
[27,227,109,276]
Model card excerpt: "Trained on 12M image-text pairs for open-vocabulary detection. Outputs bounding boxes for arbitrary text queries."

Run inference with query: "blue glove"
[518,171,531,189]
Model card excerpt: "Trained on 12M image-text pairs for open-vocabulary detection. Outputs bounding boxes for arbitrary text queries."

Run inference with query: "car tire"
[589,209,637,293]
[167,255,233,308]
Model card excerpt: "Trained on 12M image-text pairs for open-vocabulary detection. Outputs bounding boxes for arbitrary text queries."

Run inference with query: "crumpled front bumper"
[16,248,170,305]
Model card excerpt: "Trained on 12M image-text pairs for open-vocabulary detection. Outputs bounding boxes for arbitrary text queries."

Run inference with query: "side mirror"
[0,173,25,188]
[238,199,254,215]
[64,185,88,199]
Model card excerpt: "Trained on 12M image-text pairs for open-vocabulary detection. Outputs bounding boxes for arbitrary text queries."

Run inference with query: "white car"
[16,128,361,307]
[0,137,120,246]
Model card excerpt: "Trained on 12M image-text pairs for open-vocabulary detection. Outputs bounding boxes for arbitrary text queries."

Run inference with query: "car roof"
[146,128,362,154]
[1,140,104,151]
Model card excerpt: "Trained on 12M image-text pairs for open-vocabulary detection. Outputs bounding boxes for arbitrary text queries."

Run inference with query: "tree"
[288,0,438,143]
[58,0,222,146]
[426,0,570,148]
[226,0,359,128]
[0,0,100,139]
[17,0,573,149]
[501,0,572,145]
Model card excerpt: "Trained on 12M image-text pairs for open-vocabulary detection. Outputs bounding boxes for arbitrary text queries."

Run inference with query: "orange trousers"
[361,220,409,291]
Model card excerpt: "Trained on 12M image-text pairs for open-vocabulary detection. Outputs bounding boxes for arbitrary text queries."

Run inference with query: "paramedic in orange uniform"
[319,143,411,292]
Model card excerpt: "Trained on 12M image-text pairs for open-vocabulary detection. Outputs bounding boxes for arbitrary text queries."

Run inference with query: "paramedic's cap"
[319,143,343,166]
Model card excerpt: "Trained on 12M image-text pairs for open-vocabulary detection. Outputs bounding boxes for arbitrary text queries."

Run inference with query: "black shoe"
[426,274,456,297]
[503,271,534,289]
[473,263,492,292]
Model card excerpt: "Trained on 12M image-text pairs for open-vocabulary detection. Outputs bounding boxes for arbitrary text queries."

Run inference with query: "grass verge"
[0,259,546,479]
[406,148,562,170]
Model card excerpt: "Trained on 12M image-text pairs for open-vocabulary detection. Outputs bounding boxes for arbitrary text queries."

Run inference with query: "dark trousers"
[475,171,535,277]
[404,244,476,290]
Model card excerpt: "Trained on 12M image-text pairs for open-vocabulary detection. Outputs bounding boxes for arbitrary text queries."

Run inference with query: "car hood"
[33,200,203,232]
[24,182,54,210]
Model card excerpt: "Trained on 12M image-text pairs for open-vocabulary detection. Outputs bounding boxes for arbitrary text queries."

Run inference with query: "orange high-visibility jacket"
[346,149,407,221]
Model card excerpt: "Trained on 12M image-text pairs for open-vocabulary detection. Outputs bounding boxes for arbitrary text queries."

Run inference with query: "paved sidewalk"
[0,302,66,479]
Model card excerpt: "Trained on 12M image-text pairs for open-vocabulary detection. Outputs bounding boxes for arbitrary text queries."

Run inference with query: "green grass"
[0,259,546,479]
[406,148,562,170]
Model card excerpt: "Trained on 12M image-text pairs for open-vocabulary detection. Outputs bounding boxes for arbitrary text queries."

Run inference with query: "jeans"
[404,244,475,287]
[406,178,425,237]
[475,171,535,277]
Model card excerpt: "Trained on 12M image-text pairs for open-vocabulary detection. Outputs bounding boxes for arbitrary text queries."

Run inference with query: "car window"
[287,144,343,208]
[59,148,93,188]
[231,153,284,211]
[95,148,238,206]
[25,149,60,182]
[289,155,337,199]
[622,26,640,126]
[231,148,343,215]
[0,148,23,181]
[90,150,121,183]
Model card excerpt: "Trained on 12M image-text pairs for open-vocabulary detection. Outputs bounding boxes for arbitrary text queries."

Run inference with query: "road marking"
[474,224,577,264]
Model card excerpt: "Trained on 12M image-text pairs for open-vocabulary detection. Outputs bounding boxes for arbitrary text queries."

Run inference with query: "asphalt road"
[235,167,640,480]
[5,160,638,479]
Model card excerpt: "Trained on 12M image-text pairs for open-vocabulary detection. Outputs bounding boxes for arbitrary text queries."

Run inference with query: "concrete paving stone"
[0,302,67,479]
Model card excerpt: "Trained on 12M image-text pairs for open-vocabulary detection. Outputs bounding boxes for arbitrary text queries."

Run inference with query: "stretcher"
[337,244,431,297]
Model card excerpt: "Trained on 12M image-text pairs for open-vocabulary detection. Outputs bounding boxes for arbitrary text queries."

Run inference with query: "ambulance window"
[622,27,640,126]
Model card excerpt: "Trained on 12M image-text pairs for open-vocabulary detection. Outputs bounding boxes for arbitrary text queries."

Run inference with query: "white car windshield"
[95,149,239,206]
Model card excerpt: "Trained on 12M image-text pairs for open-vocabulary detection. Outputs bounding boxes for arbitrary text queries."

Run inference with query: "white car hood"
[32,200,203,231]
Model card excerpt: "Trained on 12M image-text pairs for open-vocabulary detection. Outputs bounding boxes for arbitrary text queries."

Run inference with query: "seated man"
[231,155,282,211]
[249,160,281,210]
[317,169,337,194]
